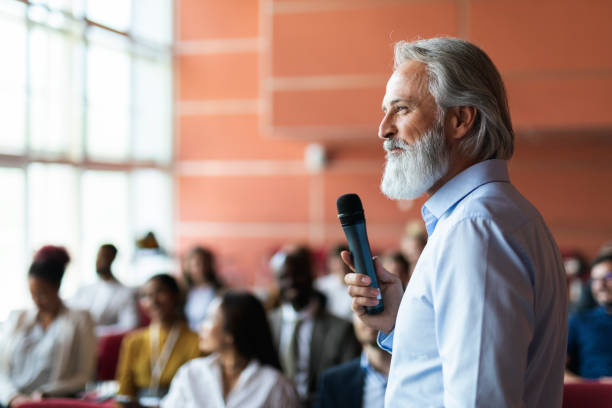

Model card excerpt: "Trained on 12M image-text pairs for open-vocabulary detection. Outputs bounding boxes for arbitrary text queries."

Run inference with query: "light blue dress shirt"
[360,352,387,408]
[379,159,567,408]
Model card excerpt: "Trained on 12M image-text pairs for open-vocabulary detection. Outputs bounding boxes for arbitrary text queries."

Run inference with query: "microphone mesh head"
[337,193,363,215]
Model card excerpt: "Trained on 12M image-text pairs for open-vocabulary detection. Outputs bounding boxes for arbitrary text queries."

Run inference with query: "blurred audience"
[183,247,224,331]
[132,232,176,287]
[399,220,427,274]
[566,253,612,383]
[162,291,298,408]
[314,245,353,321]
[70,244,139,336]
[0,246,96,407]
[562,250,597,314]
[268,245,361,406]
[381,251,411,289]
[315,314,390,408]
[115,274,200,408]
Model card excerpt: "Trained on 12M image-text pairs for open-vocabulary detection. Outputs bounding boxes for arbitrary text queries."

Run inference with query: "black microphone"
[337,193,384,314]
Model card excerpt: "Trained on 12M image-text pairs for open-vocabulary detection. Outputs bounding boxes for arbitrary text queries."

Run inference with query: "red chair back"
[96,331,129,381]
[17,399,115,408]
[563,382,612,408]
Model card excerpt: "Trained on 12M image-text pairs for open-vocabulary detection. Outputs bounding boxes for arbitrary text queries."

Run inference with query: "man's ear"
[446,106,477,141]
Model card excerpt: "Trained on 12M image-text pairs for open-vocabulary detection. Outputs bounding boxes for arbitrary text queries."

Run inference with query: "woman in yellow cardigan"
[115,274,200,408]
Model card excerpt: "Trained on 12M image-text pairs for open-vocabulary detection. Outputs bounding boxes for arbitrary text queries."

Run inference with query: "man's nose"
[378,114,396,140]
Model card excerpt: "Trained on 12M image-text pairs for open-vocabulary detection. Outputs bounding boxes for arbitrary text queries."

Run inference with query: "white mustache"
[383,139,411,153]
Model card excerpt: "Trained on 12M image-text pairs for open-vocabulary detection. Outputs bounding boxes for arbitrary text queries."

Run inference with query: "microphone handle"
[342,221,384,314]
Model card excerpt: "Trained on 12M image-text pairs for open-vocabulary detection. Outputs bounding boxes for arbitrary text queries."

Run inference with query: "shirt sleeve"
[266,373,300,408]
[117,290,140,331]
[377,330,394,354]
[0,312,22,405]
[115,333,138,400]
[433,217,535,407]
[160,365,188,408]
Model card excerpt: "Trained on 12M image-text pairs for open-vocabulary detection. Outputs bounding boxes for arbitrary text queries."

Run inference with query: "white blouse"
[10,321,58,393]
[161,354,299,408]
[0,307,96,406]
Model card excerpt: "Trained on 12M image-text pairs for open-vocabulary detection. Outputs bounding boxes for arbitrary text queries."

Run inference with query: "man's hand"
[342,250,404,334]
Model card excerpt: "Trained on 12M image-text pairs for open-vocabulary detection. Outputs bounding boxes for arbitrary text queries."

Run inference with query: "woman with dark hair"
[161,291,298,408]
[115,274,200,408]
[0,246,96,407]
[182,247,224,331]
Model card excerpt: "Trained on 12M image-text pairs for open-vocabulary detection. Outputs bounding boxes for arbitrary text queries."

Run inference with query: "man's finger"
[373,256,400,284]
[347,285,379,298]
[340,250,356,272]
[344,272,371,286]
[351,301,366,315]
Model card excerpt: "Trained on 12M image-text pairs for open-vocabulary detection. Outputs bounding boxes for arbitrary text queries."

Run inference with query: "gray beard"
[380,117,449,200]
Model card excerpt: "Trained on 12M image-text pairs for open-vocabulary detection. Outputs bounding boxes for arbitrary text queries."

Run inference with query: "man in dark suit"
[315,314,390,408]
[268,245,361,407]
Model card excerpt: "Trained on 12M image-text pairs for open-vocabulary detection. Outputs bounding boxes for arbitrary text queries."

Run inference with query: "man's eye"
[395,106,409,112]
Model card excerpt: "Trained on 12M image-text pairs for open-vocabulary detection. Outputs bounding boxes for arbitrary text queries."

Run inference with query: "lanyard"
[149,323,181,394]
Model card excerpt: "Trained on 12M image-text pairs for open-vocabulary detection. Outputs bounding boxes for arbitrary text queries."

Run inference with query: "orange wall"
[175,0,612,287]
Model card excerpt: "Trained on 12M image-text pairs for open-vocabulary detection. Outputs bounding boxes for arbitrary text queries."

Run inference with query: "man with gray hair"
[343,37,567,407]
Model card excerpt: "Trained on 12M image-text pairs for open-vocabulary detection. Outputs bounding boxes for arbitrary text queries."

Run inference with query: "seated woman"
[115,274,200,408]
[0,246,96,408]
[182,247,224,331]
[161,291,299,408]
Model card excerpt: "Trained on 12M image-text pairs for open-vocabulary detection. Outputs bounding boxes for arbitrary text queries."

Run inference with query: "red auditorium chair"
[563,382,612,408]
[17,399,115,408]
[96,330,129,381]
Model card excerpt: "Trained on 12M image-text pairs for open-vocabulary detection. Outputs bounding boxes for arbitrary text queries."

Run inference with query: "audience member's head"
[598,241,612,257]
[562,250,597,312]
[141,273,185,325]
[326,244,350,279]
[274,245,315,311]
[590,253,612,308]
[28,245,70,314]
[184,246,222,289]
[96,243,117,278]
[382,251,411,289]
[400,220,427,269]
[199,291,281,370]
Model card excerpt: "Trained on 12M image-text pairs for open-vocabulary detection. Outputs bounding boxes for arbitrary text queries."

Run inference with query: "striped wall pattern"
[175,0,612,286]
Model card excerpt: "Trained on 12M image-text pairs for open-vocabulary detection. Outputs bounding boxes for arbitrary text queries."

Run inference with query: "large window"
[0,0,174,320]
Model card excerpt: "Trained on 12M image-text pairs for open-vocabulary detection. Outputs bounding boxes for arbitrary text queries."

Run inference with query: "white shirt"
[279,302,316,398]
[378,160,567,407]
[70,279,139,336]
[0,307,96,405]
[185,285,216,331]
[10,322,58,394]
[161,354,299,408]
[314,274,353,321]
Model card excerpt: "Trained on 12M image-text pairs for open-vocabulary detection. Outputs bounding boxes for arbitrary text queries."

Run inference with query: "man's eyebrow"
[382,98,416,111]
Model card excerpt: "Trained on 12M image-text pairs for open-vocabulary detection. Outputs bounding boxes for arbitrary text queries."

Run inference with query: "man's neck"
[98,270,116,282]
[427,154,479,197]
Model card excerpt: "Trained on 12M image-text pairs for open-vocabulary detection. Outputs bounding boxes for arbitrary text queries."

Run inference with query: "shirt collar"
[281,298,317,322]
[421,159,510,236]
